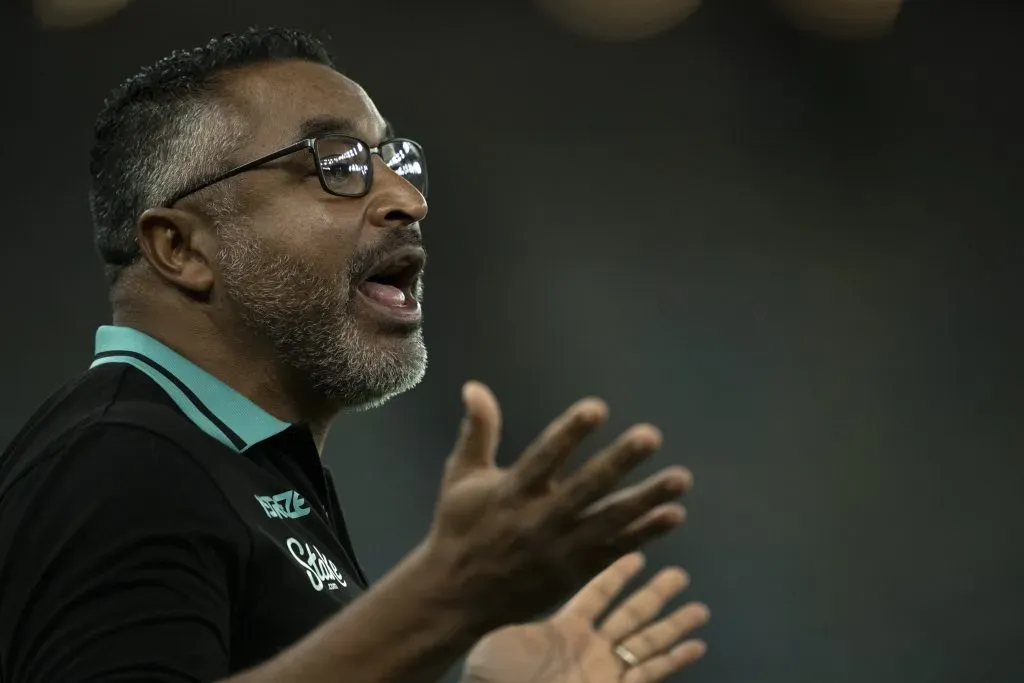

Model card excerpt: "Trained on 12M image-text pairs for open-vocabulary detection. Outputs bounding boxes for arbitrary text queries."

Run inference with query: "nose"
[365,157,428,229]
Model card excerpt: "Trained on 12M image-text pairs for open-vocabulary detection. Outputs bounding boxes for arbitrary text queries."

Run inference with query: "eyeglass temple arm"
[164,139,315,207]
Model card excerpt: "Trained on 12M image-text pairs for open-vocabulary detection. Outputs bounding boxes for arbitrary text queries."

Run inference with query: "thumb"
[446,381,502,478]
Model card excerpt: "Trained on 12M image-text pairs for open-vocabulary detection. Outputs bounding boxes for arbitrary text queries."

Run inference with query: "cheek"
[255,204,364,277]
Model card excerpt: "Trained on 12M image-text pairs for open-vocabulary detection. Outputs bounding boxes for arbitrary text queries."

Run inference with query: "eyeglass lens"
[316,137,427,197]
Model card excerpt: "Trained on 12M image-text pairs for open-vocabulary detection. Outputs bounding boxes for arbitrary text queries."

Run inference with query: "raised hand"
[422,381,694,629]
[463,553,709,683]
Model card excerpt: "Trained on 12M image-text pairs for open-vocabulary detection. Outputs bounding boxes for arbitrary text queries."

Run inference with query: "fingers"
[581,467,692,530]
[606,503,688,556]
[565,467,690,561]
[619,601,710,664]
[607,570,709,683]
[446,382,502,478]
[511,397,608,492]
[599,566,689,641]
[622,639,708,683]
[556,424,664,514]
[556,553,645,622]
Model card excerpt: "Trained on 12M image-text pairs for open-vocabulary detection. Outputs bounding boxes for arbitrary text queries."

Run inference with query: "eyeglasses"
[166,134,428,206]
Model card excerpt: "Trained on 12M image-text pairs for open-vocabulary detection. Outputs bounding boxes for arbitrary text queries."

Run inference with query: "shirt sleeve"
[0,425,249,683]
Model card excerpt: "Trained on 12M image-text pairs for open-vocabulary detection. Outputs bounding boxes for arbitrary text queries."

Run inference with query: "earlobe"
[136,207,216,294]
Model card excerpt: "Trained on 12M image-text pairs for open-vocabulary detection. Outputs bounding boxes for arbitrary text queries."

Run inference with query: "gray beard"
[215,225,427,411]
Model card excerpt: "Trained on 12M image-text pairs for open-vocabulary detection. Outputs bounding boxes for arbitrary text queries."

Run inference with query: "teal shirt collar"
[91,325,291,452]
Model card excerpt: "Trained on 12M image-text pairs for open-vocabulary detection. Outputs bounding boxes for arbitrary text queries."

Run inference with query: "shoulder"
[3,363,227,495]
[51,421,211,484]
[1,418,247,543]
[0,364,251,555]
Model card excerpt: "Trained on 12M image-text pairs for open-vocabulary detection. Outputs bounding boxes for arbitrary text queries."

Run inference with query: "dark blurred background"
[2,0,1022,681]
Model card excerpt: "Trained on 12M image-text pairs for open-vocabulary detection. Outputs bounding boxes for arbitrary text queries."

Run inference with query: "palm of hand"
[464,555,709,683]
[464,617,618,683]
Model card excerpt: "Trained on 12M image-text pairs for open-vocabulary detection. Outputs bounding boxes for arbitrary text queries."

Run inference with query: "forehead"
[222,59,387,149]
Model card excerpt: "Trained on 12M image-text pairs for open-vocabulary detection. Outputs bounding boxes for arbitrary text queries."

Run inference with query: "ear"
[136,207,217,294]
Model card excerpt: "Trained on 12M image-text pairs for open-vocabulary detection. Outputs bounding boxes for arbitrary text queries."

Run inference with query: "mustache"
[347,227,426,284]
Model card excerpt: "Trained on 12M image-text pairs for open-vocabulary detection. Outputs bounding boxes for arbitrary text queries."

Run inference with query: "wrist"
[395,539,494,639]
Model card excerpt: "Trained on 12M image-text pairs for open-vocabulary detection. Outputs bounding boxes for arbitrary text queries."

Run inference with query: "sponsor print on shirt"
[286,537,348,591]
[255,490,311,520]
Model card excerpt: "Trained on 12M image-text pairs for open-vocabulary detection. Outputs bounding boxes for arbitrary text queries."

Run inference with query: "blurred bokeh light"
[772,0,904,39]
[34,0,904,41]
[533,0,701,42]
[33,0,134,28]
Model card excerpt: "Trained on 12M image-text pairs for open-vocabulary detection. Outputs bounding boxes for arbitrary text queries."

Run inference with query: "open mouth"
[356,247,425,312]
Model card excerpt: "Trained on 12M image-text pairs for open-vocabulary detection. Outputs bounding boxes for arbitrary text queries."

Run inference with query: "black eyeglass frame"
[165,134,428,206]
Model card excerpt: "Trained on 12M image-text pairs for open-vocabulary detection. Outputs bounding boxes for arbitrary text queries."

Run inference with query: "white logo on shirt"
[286,537,348,592]
[255,490,311,519]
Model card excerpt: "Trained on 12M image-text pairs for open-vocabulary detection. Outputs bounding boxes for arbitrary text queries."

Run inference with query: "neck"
[112,305,336,452]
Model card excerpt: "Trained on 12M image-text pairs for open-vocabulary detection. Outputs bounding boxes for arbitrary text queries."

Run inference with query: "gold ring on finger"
[614,644,641,668]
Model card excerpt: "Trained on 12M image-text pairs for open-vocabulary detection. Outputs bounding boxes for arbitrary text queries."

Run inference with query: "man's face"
[211,60,429,410]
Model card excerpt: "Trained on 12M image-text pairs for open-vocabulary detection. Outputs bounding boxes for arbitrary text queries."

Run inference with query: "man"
[0,28,708,683]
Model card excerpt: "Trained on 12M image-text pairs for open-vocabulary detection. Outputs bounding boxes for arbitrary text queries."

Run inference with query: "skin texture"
[121,59,428,446]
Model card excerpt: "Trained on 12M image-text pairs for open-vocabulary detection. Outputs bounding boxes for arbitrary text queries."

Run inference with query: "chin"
[340,390,408,414]
[315,338,428,413]
[367,358,426,407]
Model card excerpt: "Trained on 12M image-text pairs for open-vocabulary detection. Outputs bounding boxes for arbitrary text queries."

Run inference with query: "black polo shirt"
[0,325,368,682]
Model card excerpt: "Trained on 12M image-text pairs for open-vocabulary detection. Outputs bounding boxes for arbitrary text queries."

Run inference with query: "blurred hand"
[423,381,693,629]
[464,553,709,683]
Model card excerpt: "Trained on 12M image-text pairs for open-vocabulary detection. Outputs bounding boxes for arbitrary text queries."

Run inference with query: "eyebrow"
[295,116,396,144]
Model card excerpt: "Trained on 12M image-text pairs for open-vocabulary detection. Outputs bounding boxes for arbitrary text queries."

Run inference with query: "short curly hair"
[89,27,336,285]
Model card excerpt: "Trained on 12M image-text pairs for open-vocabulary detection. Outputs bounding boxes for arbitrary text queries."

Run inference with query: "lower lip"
[356,285,423,325]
